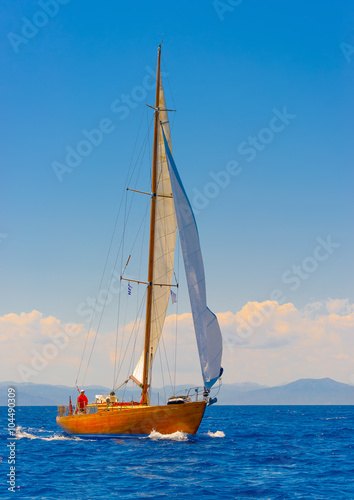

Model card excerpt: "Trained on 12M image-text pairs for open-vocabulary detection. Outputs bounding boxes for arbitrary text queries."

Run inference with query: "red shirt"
[77,393,88,410]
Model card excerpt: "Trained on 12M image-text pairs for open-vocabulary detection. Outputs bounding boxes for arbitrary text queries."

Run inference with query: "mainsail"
[132,79,177,385]
[161,128,223,389]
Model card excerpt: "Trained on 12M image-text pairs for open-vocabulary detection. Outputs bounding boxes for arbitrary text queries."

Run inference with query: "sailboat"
[56,45,223,436]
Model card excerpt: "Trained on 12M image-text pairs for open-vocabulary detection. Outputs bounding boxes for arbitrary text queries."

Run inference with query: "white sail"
[132,79,177,384]
[161,128,223,389]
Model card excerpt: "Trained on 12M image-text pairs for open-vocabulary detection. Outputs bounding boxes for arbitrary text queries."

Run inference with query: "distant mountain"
[1,378,353,406]
[217,378,354,405]
[0,381,113,406]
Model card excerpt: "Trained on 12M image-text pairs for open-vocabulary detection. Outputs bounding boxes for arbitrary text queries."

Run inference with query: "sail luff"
[141,45,162,404]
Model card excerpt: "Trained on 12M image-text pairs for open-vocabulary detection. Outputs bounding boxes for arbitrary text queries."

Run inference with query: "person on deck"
[76,390,88,413]
[110,391,118,403]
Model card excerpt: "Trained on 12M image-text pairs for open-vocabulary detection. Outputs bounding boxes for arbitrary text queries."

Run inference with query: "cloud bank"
[1,299,353,387]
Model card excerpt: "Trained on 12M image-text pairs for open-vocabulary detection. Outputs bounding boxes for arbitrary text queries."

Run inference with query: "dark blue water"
[1,405,353,499]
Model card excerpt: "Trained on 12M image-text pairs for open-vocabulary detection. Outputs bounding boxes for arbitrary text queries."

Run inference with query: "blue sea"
[1,405,353,499]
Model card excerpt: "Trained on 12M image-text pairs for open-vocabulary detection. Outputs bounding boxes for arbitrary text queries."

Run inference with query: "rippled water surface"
[1,405,353,499]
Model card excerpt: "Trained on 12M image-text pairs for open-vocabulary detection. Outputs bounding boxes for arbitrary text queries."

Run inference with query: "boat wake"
[15,426,86,441]
[207,430,225,438]
[148,430,188,441]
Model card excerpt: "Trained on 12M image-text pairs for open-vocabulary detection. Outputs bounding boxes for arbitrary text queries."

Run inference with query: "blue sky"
[1,1,353,387]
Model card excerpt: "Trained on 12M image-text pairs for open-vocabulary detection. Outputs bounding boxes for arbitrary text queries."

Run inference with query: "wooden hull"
[56,401,206,435]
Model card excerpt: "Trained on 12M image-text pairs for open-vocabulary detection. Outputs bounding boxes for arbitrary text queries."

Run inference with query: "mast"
[141,45,162,404]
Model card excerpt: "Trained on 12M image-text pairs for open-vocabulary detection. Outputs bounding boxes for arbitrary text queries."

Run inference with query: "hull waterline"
[56,401,206,435]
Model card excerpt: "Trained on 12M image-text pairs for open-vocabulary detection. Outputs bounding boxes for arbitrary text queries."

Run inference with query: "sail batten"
[161,127,223,389]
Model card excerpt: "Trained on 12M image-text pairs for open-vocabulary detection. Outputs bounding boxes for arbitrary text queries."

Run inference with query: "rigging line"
[127,130,149,188]
[125,77,154,188]
[161,54,176,111]
[112,199,146,384]
[110,110,153,293]
[111,115,152,280]
[74,190,126,387]
[117,202,149,384]
[157,339,166,405]
[113,280,124,387]
[83,194,131,386]
[149,273,174,391]
[123,198,150,272]
[113,379,128,393]
[117,194,150,386]
[111,191,129,387]
[130,118,153,190]
[173,232,180,393]
[155,156,177,389]
[121,383,127,405]
[77,83,155,388]
[116,261,130,384]
[112,263,123,390]
[75,101,153,388]
[82,262,121,388]
[114,104,152,300]
[160,327,174,390]
[114,291,146,388]
[135,193,149,336]
[127,113,154,188]
[212,378,222,398]
[112,190,148,385]
[122,306,144,388]
[161,54,177,132]
[147,105,152,171]
[113,191,130,389]
[117,117,153,269]
[82,67,169,390]
[146,104,153,191]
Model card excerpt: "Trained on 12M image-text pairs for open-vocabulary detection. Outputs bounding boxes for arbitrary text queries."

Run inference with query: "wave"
[148,430,188,441]
[207,430,225,438]
[322,417,348,421]
[15,426,85,441]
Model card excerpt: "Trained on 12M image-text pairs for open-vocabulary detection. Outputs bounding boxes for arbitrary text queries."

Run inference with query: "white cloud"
[220,299,354,385]
[0,311,87,384]
[1,300,354,388]
[325,298,354,315]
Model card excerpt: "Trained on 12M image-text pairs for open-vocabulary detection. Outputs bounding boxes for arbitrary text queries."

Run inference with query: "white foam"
[148,430,188,441]
[15,426,84,441]
[207,430,225,438]
[324,417,347,420]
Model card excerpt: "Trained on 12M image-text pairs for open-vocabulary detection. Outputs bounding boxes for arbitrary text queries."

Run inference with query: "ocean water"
[1,405,353,499]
